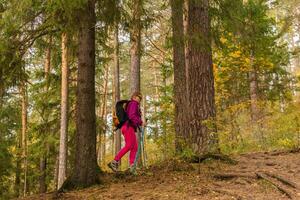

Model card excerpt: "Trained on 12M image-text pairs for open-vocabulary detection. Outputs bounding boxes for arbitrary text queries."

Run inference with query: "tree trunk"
[183,0,189,93]
[249,52,259,121]
[70,0,98,187]
[186,0,217,154]
[44,37,52,80]
[111,78,115,157]
[20,82,28,196]
[15,132,22,197]
[154,72,159,139]
[101,64,109,166]
[162,74,167,160]
[114,23,121,166]
[39,36,52,194]
[58,32,69,190]
[170,0,187,153]
[0,76,3,148]
[39,157,47,193]
[142,96,147,166]
[130,0,142,94]
[53,155,59,190]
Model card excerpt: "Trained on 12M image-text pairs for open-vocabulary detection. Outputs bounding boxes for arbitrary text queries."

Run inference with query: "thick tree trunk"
[114,23,121,165]
[70,0,98,187]
[58,32,69,189]
[170,0,187,152]
[20,82,28,196]
[183,0,189,93]
[130,0,142,94]
[130,0,143,166]
[186,0,217,154]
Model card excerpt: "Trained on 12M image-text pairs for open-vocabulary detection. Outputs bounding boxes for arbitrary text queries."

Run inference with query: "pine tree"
[185,0,217,154]
[69,0,98,187]
[170,0,187,152]
[58,32,69,189]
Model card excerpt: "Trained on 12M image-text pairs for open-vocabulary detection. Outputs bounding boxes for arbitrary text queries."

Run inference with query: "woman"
[108,92,143,172]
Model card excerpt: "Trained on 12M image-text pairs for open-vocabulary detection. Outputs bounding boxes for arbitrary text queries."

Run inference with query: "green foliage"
[217,101,300,154]
[0,95,20,198]
[0,0,299,198]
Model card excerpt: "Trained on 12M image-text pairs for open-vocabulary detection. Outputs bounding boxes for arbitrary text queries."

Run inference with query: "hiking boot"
[124,164,137,175]
[108,160,119,172]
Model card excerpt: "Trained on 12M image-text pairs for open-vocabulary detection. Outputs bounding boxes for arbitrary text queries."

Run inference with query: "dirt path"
[24,150,300,200]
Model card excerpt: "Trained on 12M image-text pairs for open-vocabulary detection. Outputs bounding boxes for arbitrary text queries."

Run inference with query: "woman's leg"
[129,131,138,166]
[114,125,134,162]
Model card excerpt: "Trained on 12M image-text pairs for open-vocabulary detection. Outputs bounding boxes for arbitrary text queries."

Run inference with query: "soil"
[23,149,300,200]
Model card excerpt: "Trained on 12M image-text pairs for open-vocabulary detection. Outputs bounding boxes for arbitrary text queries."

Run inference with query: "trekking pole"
[142,127,148,168]
[132,126,144,173]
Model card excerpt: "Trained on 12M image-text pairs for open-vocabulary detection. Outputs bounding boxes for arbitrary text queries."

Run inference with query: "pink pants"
[114,125,138,165]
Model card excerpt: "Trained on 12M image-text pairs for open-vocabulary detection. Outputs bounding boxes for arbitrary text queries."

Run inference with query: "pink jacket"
[126,99,142,130]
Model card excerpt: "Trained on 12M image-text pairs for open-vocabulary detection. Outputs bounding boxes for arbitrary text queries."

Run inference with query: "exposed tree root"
[57,170,103,193]
[189,153,238,165]
[264,172,298,189]
[213,173,256,180]
[256,172,294,199]
[269,148,300,156]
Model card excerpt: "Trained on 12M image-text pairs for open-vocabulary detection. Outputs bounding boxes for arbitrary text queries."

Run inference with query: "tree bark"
[15,132,22,197]
[154,72,159,139]
[170,0,187,153]
[39,157,47,193]
[0,73,3,147]
[44,37,52,80]
[70,0,98,187]
[130,0,142,94]
[114,23,121,166]
[53,155,59,190]
[39,36,52,194]
[186,0,217,154]
[129,0,143,166]
[58,32,69,190]
[101,64,109,166]
[20,82,28,196]
[249,52,259,121]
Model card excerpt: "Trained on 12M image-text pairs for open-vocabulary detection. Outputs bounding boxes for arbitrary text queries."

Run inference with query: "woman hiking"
[108,92,144,172]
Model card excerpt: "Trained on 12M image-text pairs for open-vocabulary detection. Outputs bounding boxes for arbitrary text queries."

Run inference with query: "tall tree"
[170,0,187,152]
[186,0,217,154]
[39,36,52,194]
[101,64,109,166]
[249,52,259,121]
[20,81,28,196]
[58,32,69,189]
[69,0,98,187]
[114,21,121,168]
[130,0,142,93]
[129,0,143,166]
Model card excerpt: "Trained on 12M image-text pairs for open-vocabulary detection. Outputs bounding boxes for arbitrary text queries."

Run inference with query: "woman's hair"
[131,91,142,100]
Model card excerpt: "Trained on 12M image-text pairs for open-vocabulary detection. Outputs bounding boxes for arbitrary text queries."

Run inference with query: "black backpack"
[113,100,131,130]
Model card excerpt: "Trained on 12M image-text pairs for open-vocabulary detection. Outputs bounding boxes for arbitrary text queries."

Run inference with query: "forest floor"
[23,149,300,200]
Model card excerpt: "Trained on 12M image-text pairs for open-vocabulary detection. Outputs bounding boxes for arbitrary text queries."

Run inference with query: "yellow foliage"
[220,37,227,44]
